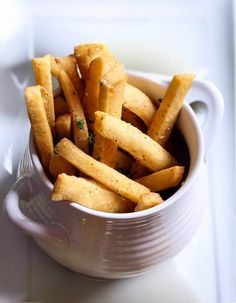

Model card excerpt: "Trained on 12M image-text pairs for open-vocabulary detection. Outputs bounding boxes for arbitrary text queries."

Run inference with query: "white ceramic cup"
[4,72,224,279]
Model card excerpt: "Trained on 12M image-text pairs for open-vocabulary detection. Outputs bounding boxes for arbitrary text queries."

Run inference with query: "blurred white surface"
[0,0,235,302]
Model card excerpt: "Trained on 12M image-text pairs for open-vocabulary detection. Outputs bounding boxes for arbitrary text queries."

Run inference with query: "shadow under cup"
[23,76,205,279]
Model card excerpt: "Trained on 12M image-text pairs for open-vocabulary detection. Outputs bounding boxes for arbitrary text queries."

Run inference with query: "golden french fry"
[94,111,178,172]
[122,107,146,132]
[60,70,89,153]
[147,74,195,146]
[32,55,55,133]
[49,154,76,180]
[54,138,151,203]
[101,63,126,86]
[123,83,156,126]
[74,43,110,80]
[50,54,84,100]
[136,166,185,192]
[93,79,126,167]
[52,174,135,213]
[82,55,117,123]
[54,96,68,117]
[55,114,72,140]
[25,86,54,171]
[135,192,163,211]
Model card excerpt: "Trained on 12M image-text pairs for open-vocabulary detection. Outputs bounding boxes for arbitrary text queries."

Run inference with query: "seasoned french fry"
[52,174,135,213]
[32,55,55,133]
[135,192,163,212]
[147,74,195,146]
[136,166,185,192]
[93,79,126,167]
[49,154,76,180]
[54,138,151,203]
[74,43,110,80]
[82,56,113,122]
[122,107,146,132]
[25,86,54,171]
[50,55,84,100]
[54,96,68,117]
[123,83,156,126]
[60,70,89,153]
[55,114,72,140]
[94,111,177,172]
[101,63,127,86]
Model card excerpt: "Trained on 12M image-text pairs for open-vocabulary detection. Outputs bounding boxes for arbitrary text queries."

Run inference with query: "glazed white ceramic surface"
[4,72,224,279]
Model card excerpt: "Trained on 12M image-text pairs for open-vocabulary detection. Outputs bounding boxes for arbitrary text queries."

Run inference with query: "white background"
[0,0,235,302]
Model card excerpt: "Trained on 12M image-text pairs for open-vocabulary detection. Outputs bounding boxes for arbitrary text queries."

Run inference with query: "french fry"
[135,192,163,212]
[93,79,126,167]
[82,55,116,122]
[122,107,146,132]
[136,166,185,192]
[32,55,55,133]
[123,83,156,126]
[50,54,84,100]
[94,111,178,172]
[60,70,89,153]
[101,63,127,86]
[74,43,110,80]
[147,74,195,146]
[54,96,68,117]
[55,114,72,140]
[54,138,151,203]
[52,174,135,213]
[49,154,76,180]
[25,86,54,171]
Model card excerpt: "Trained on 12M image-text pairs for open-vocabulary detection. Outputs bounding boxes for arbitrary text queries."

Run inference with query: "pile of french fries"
[24,43,195,213]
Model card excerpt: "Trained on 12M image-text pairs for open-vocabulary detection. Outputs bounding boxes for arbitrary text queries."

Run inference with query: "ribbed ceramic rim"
[29,76,204,220]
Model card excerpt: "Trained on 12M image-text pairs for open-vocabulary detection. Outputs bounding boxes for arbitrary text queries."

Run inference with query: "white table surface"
[0,0,235,302]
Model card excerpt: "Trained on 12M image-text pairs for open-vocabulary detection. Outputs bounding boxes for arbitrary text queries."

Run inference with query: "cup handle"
[185,79,224,160]
[4,176,69,247]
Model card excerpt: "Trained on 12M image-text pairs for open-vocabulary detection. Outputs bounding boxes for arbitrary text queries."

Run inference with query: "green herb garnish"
[88,129,95,154]
[75,119,85,130]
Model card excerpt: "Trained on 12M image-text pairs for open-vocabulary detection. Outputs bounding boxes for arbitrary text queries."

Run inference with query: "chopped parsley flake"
[88,129,95,153]
[75,119,85,130]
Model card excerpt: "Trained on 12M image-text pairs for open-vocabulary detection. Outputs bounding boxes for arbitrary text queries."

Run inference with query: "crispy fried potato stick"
[82,55,116,122]
[93,79,126,167]
[74,43,110,80]
[147,74,195,146]
[25,85,54,171]
[49,155,76,180]
[94,111,177,172]
[123,83,156,126]
[55,114,72,140]
[136,166,185,192]
[60,71,89,153]
[135,192,163,211]
[50,54,84,100]
[54,138,151,203]
[54,96,68,117]
[32,55,55,133]
[52,174,135,213]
